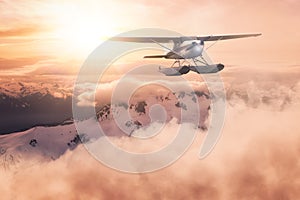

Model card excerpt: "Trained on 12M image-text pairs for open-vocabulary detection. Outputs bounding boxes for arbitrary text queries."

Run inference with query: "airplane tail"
[144,55,166,58]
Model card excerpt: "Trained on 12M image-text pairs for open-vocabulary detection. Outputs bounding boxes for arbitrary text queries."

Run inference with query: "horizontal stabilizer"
[144,55,166,58]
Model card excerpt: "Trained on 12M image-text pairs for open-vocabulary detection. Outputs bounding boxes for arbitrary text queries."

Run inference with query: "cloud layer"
[0,102,299,199]
[1,72,300,199]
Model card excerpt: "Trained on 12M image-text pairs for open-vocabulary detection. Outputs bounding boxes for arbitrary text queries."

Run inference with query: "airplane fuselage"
[165,42,204,59]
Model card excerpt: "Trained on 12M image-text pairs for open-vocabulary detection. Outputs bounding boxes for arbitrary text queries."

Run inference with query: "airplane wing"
[195,33,262,41]
[109,36,184,43]
[109,33,262,43]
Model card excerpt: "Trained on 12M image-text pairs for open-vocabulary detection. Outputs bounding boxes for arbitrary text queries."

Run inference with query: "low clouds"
[0,67,300,199]
[223,66,300,111]
[0,101,299,199]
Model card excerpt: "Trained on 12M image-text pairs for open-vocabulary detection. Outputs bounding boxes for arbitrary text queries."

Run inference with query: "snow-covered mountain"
[0,123,76,170]
[0,79,73,134]
[0,90,211,170]
[0,79,72,98]
[2,75,299,170]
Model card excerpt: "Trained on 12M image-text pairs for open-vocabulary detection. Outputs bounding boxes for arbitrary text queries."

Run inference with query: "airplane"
[110,33,261,76]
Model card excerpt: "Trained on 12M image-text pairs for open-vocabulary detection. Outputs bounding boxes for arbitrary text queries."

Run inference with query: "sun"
[49,2,119,57]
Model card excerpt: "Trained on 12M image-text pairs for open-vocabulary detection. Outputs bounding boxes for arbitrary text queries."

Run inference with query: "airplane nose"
[217,63,224,71]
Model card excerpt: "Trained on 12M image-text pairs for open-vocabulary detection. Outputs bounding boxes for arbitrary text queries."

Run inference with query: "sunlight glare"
[51,3,118,56]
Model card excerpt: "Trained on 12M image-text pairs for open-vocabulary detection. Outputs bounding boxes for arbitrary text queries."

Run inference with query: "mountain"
[0,90,212,169]
[0,81,73,134]
[0,92,73,134]
[0,123,76,170]
[96,90,211,133]
[0,81,71,98]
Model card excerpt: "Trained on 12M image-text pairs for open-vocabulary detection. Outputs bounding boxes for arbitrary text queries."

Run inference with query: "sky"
[0,0,299,77]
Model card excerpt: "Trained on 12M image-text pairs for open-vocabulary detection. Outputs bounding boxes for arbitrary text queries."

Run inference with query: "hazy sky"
[0,0,299,77]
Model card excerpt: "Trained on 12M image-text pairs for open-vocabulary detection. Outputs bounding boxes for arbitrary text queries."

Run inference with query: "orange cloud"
[0,56,50,70]
[0,27,42,37]
[26,59,80,75]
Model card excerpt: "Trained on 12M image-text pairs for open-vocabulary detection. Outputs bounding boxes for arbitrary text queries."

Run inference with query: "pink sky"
[0,0,299,77]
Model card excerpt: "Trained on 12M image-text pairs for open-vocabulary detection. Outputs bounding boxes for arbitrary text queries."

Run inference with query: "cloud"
[0,27,42,37]
[0,101,299,199]
[0,57,80,76]
[0,56,50,70]
[1,64,300,198]
[224,67,300,111]
[26,59,80,76]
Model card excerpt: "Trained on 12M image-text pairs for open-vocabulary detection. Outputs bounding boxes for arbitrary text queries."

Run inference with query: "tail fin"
[144,55,166,58]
